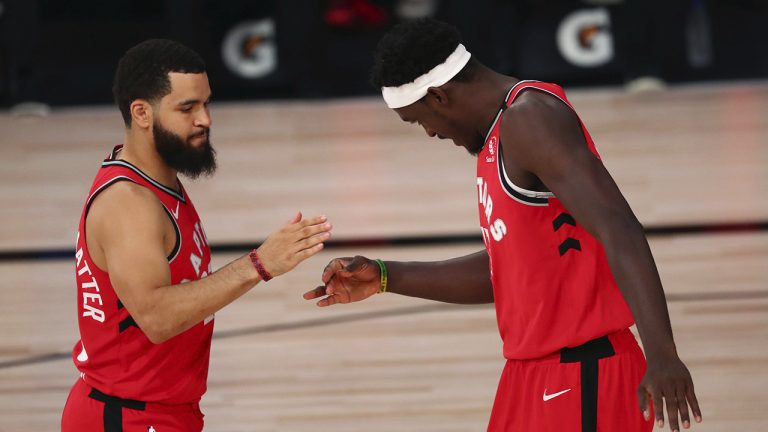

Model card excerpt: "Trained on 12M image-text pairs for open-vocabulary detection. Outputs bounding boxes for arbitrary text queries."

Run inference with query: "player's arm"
[88,182,331,344]
[500,91,701,431]
[303,250,493,306]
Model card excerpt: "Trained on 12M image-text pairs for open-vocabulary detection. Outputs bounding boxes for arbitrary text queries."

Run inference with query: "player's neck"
[120,130,180,190]
[471,68,520,138]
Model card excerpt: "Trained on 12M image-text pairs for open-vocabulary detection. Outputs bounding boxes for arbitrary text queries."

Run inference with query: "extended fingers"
[637,387,650,421]
[293,230,331,255]
[676,387,691,430]
[665,391,681,432]
[288,214,329,232]
[652,388,665,429]
[686,383,702,424]
[316,294,339,307]
[304,286,327,300]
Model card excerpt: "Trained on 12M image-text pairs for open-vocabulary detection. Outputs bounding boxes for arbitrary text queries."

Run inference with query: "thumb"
[287,212,302,224]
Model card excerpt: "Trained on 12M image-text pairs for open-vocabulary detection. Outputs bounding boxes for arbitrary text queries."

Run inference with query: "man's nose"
[195,109,212,128]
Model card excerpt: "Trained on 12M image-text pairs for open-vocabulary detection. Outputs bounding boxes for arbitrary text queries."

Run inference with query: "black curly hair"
[370,18,478,89]
[113,39,206,126]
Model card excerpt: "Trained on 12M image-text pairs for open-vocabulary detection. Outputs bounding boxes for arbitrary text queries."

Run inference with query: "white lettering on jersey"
[190,252,202,276]
[189,221,210,278]
[490,218,507,241]
[477,177,508,242]
[76,231,105,322]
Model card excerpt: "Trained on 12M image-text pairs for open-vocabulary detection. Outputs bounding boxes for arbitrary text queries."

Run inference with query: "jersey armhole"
[85,177,181,265]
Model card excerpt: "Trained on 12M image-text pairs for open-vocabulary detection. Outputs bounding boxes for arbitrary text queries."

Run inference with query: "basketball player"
[61,39,332,432]
[304,19,701,432]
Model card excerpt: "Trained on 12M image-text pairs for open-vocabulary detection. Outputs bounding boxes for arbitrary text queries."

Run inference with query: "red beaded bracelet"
[248,249,273,282]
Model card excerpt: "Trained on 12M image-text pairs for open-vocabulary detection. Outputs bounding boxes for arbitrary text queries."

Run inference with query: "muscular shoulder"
[499,89,586,167]
[88,181,168,237]
[502,89,578,137]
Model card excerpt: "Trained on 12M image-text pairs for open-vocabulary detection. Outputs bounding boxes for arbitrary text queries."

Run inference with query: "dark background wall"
[0,0,766,107]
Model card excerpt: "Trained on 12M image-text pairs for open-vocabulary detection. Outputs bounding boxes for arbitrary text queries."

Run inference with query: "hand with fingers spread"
[638,354,702,432]
[256,212,333,278]
[303,255,381,307]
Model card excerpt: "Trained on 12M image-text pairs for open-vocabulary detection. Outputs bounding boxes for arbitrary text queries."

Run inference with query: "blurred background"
[1,0,767,108]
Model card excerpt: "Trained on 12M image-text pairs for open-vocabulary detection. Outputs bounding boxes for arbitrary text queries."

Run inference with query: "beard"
[154,121,217,179]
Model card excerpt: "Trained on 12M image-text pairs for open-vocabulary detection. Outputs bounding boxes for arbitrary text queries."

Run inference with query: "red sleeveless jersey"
[477,81,634,360]
[72,145,214,404]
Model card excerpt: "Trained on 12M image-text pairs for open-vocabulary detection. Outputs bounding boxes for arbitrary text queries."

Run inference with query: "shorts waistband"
[80,378,200,414]
[509,328,640,364]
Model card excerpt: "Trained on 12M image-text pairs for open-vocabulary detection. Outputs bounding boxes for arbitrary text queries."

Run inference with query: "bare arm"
[304,250,493,306]
[501,90,701,431]
[88,182,331,343]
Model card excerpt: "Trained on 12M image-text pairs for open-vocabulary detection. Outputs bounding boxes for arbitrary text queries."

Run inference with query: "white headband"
[381,44,472,109]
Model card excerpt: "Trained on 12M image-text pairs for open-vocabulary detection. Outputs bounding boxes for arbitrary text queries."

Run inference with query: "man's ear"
[129,100,153,129]
[425,86,449,107]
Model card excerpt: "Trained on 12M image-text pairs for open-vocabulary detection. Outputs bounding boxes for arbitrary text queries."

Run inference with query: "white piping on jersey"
[86,176,135,208]
[499,155,555,203]
[494,80,601,206]
[102,160,186,203]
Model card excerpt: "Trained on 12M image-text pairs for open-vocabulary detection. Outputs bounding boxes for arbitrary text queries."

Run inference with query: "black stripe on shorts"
[88,387,146,432]
[560,336,616,432]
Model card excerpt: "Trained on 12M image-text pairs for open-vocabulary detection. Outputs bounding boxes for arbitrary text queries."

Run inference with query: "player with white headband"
[306,18,702,432]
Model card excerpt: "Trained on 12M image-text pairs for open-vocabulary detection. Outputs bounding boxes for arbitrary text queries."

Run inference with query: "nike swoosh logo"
[543,388,571,401]
[172,202,180,219]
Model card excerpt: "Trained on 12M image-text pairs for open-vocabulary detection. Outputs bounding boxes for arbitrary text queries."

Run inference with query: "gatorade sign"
[556,8,613,68]
[222,19,277,79]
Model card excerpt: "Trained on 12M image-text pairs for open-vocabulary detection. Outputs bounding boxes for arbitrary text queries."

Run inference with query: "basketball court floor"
[0,81,766,431]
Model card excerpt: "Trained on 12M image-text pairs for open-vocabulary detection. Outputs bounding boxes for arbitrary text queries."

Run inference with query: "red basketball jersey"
[72,145,214,404]
[477,81,634,360]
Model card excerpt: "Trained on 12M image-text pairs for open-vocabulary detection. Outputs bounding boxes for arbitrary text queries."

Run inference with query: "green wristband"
[374,259,388,294]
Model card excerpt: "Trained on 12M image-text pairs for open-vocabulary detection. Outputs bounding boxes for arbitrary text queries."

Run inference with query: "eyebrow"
[177,95,213,106]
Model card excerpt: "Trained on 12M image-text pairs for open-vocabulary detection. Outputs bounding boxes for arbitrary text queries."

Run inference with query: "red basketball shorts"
[487,328,653,432]
[61,378,204,432]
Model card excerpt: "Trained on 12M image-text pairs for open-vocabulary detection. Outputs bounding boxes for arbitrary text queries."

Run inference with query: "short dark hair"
[112,39,206,126]
[370,18,477,89]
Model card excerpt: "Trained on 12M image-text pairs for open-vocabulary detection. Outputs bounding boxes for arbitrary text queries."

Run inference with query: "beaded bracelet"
[248,249,273,282]
[373,259,388,294]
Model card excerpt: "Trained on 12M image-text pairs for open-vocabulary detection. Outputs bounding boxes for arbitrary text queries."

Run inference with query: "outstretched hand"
[303,255,381,306]
[256,212,332,278]
[638,354,702,432]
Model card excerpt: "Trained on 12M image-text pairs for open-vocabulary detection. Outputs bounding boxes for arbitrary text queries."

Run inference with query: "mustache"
[189,128,210,138]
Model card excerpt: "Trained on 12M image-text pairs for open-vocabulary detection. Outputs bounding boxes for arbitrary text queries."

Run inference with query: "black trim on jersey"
[560,336,615,432]
[558,238,582,256]
[86,177,181,263]
[85,177,136,218]
[118,316,139,333]
[160,205,182,262]
[117,300,124,310]
[479,84,521,150]
[88,387,146,432]
[102,159,186,203]
[496,145,550,206]
[108,146,121,161]
[553,213,577,231]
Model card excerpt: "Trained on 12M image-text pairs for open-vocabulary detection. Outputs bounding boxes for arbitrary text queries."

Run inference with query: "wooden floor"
[0,81,767,431]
